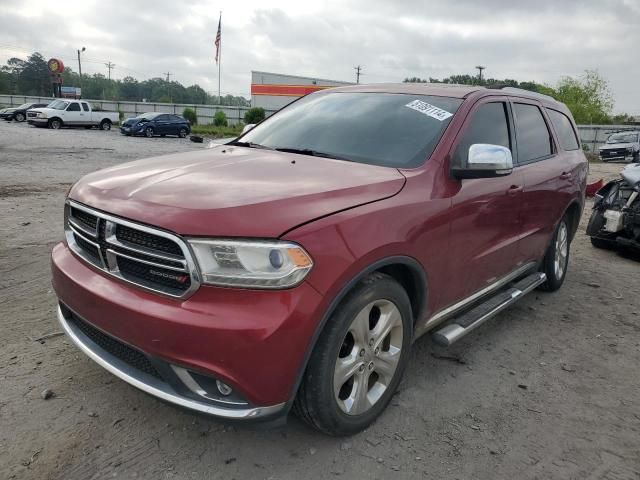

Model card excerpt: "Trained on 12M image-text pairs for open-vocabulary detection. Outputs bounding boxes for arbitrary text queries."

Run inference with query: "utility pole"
[354,65,363,84]
[475,65,485,84]
[105,61,115,81]
[77,47,86,91]
[164,72,172,102]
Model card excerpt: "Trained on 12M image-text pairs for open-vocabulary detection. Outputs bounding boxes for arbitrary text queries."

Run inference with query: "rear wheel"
[48,118,62,130]
[14,112,25,122]
[294,273,412,436]
[144,126,154,138]
[100,119,111,131]
[539,216,570,291]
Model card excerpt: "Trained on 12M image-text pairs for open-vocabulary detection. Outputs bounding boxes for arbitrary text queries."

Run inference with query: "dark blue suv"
[120,112,191,138]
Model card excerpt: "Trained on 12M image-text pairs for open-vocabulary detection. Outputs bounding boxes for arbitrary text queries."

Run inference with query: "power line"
[105,61,115,81]
[354,65,363,84]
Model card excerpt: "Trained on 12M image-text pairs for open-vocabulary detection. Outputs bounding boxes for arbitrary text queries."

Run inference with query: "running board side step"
[431,272,546,347]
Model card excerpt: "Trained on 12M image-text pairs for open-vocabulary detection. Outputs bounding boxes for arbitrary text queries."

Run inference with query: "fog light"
[216,380,233,396]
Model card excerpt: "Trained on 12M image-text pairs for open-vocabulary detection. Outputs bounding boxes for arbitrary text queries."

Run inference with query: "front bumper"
[51,241,325,420]
[28,118,48,125]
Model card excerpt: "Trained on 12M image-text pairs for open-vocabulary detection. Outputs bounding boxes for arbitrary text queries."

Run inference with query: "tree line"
[404,70,634,125]
[0,52,250,106]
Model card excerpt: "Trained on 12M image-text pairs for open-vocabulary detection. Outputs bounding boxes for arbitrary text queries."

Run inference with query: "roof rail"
[498,87,557,103]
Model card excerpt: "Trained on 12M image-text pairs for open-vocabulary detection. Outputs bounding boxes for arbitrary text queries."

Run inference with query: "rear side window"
[453,102,511,168]
[513,103,552,162]
[546,109,579,151]
[81,102,90,112]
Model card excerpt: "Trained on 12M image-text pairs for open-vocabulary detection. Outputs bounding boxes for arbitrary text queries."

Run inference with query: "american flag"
[214,14,221,64]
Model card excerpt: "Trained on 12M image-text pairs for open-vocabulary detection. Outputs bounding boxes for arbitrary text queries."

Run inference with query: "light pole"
[77,47,86,92]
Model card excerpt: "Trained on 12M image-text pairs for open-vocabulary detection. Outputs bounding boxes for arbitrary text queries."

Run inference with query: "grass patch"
[191,124,243,138]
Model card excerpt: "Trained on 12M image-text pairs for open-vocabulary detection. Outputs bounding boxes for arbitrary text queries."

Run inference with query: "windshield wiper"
[274,147,352,161]
[227,141,274,150]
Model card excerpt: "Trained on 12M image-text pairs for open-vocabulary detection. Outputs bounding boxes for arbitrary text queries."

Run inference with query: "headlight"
[37,112,47,118]
[188,239,313,289]
[626,147,633,153]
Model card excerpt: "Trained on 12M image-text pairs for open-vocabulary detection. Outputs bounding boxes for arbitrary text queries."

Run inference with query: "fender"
[283,255,427,410]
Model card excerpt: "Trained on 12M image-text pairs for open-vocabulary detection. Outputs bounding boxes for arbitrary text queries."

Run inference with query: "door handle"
[507,185,523,195]
[560,172,572,180]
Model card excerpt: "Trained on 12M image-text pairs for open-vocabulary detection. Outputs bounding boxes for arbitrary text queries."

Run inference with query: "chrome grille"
[65,200,200,298]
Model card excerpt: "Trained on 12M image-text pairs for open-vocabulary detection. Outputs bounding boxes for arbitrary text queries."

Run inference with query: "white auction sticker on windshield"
[405,100,453,121]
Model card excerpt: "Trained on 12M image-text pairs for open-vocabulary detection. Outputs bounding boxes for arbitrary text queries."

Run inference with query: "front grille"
[116,225,183,256]
[67,311,162,380]
[65,201,198,298]
[601,149,627,157]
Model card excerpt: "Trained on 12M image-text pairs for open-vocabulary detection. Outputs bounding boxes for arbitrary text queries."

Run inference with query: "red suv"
[52,84,587,435]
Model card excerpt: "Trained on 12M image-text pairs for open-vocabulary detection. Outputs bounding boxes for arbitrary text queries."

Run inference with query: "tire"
[100,120,111,131]
[538,216,570,292]
[590,236,617,250]
[144,126,154,138]
[178,127,188,138]
[294,273,413,436]
[14,112,25,122]
[48,118,62,130]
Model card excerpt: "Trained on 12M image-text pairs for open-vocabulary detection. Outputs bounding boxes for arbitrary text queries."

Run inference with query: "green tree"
[244,107,265,124]
[213,110,227,126]
[182,107,197,125]
[552,70,613,124]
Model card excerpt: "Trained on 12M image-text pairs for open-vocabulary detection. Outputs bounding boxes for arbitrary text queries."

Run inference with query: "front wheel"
[144,126,154,138]
[48,118,62,130]
[538,216,570,291]
[294,273,412,436]
[178,127,188,138]
[14,112,25,122]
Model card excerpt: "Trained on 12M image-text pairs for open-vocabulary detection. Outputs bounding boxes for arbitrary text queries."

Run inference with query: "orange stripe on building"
[251,84,336,96]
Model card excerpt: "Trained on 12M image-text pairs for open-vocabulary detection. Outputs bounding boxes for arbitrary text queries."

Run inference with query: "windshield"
[16,103,33,109]
[240,92,462,168]
[135,112,160,120]
[607,132,638,144]
[48,100,69,110]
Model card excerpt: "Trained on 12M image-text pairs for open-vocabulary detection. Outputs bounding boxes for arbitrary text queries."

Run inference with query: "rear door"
[445,97,524,302]
[511,100,567,263]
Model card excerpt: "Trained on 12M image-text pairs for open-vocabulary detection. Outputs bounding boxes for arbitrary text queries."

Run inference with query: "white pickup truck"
[27,99,119,130]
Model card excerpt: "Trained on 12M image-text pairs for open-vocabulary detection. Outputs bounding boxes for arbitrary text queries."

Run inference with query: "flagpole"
[218,11,222,106]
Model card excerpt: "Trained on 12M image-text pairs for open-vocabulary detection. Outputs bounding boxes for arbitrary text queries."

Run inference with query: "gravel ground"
[1,120,639,480]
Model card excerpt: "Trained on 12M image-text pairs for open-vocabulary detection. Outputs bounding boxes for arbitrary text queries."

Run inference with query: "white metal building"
[251,71,352,111]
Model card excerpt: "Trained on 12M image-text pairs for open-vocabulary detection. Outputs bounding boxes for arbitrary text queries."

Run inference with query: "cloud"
[1,0,638,113]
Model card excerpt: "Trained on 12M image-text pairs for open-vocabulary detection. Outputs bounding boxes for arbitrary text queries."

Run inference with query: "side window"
[546,109,579,151]
[66,103,81,112]
[156,114,168,121]
[453,102,511,168]
[513,103,553,162]
[81,102,90,112]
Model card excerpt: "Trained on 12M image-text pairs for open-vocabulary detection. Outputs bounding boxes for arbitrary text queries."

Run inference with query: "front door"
[64,102,83,124]
[444,98,523,305]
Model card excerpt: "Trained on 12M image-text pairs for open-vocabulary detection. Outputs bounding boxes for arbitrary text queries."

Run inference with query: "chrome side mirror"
[453,143,513,179]
[241,123,256,135]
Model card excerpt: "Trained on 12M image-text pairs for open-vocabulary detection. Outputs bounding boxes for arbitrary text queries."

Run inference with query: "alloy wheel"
[554,221,568,279]
[334,299,403,415]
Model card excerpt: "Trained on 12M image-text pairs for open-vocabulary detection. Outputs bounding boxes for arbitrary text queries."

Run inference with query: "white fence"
[0,95,277,126]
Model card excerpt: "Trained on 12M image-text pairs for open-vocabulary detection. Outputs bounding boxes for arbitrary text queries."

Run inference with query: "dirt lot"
[1,120,639,480]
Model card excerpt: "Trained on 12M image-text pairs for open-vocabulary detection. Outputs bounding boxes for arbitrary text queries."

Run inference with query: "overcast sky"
[1,0,638,113]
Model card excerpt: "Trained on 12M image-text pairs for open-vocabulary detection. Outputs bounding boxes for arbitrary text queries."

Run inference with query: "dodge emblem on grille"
[149,269,189,284]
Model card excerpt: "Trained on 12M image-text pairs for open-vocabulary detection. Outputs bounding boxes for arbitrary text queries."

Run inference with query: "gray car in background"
[599,131,640,163]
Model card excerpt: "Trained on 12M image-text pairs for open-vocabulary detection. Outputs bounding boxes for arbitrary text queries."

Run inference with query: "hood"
[4,108,16,113]
[70,146,406,237]
[600,142,637,150]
